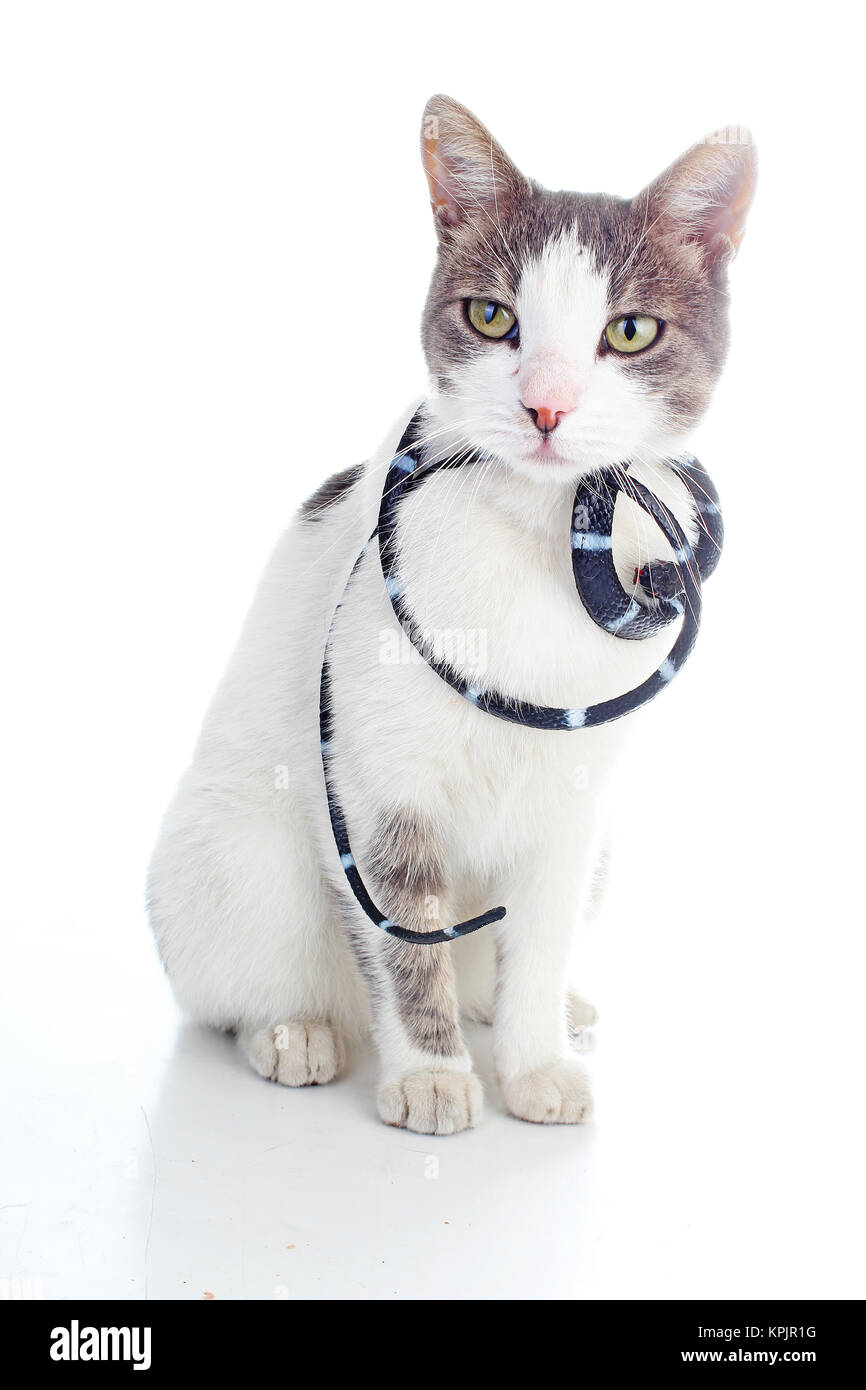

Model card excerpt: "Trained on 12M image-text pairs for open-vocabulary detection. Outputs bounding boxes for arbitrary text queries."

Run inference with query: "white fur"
[147,233,699,1133]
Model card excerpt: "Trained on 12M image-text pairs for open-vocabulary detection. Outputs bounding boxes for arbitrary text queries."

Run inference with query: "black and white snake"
[319,410,723,944]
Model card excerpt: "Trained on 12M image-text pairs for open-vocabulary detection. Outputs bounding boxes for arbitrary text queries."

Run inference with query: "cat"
[147,95,755,1134]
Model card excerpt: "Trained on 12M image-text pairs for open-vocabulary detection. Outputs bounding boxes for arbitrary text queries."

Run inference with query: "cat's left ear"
[640,127,757,270]
[420,94,529,239]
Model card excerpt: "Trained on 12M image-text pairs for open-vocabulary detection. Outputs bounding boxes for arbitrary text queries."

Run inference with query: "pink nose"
[520,395,576,435]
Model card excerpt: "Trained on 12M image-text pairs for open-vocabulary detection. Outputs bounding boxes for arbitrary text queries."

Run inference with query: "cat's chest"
[328,462,672,863]
[393,470,670,711]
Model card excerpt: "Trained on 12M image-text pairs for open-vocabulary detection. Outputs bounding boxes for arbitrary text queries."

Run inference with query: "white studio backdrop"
[0,1,863,1298]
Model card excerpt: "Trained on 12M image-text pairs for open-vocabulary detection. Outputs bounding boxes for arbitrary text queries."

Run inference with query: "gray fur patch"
[366,807,445,915]
[365,807,462,1057]
[300,464,363,520]
[381,938,461,1056]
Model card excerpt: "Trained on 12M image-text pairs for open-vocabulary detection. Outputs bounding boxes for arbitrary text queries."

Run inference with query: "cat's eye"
[467,299,518,340]
[604,315,661,354]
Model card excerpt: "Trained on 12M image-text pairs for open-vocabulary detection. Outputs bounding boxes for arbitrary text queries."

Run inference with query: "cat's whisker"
[413,427,499,613]
[424,166,518,284]
[303,417,493,575]
[632,450,721,557]
[618,455,703,624]
[628,273,732,301]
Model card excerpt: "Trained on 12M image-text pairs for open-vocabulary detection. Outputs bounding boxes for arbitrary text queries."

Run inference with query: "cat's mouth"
[507,431,620,485]
[530,434,564,461]
[523,430,589,473]
[517,417,603,473]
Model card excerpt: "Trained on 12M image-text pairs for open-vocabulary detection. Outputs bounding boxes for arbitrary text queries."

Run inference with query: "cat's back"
[186,412,417,772]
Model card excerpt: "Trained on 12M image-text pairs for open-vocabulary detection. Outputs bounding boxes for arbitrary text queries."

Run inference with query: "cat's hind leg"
[147,778,366,1079]
[239,1019,346,1086]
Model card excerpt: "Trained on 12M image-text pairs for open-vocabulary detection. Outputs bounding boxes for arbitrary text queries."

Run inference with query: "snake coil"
[319,412,722,943]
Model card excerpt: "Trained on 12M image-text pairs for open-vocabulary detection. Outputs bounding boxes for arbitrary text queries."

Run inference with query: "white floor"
[3,702,863,1302]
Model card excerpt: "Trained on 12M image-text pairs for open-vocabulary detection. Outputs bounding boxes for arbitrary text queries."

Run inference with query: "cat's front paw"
[501,1060,593,1125]
[377,1070,483,1135]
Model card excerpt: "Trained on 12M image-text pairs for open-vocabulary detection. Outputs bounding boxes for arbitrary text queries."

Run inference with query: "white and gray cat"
[147,96,755,1134]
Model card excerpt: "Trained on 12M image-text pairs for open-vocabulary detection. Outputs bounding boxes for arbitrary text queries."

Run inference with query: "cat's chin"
[422,407,643,488]
[499,430,689,488]
[498,444,614,489]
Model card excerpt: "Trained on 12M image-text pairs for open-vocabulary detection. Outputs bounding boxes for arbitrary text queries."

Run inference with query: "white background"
[1,1,863,1300]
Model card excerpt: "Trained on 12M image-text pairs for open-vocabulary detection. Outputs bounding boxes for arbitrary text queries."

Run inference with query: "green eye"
[604,315,661,354]
[467,299,518,339]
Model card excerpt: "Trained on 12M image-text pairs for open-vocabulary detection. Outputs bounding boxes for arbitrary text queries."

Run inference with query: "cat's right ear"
[640,127,757,271]
[420,95,528,239]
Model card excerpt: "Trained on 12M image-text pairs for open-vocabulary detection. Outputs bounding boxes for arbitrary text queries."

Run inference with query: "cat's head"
[420,95,755,484]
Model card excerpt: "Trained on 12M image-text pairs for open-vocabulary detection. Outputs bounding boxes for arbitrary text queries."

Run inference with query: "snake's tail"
[377,905,507,944]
